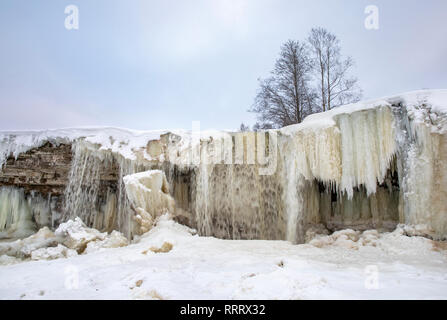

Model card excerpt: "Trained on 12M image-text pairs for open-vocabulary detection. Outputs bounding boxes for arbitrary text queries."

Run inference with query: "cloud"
[134,0,254,63]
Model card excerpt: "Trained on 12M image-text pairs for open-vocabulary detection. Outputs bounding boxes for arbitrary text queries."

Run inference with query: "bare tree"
[308,27,361,111]
[249,40,317,128]
[239,123,250,132]
[252,122,274,132]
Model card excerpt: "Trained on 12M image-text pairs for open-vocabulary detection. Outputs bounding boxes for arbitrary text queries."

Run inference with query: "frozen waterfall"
[0,90,446,242]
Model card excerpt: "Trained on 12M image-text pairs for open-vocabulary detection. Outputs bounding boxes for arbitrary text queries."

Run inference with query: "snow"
[0,125,233,169]
[0,127,169,167]
[55,217,108,253]
[31,244,78,261]
[281,89,447,134]
[393,89,447,115]
[123,170,169,191]
[0,218,128,262]
[307,229,380,249]
[84,231,128,254]
[0,215,446,300]
[0,227,59,259]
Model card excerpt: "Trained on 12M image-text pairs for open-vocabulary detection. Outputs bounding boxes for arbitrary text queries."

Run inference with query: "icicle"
[62,141,107,227]
[337,106,396,198]
[0,187,36,239]
[393,105,447,240]
[62,140,145,238]
[194,141,213,236]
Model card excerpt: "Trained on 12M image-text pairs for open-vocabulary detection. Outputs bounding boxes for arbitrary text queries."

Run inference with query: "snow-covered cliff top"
[1,89,446,167]
[281,89,447,135]
[0,127,170,166]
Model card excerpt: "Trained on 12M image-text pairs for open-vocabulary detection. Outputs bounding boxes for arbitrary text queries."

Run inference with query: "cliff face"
[0,129,402,242]
[0,142,121,195]
[0,142,122,237]
[0,90,446,241]
[0,142,72,196]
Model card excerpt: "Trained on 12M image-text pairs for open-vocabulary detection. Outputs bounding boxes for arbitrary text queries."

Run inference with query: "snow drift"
[1,214,447,299]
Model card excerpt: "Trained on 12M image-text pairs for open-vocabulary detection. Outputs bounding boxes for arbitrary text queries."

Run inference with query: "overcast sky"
[1,0,446,131]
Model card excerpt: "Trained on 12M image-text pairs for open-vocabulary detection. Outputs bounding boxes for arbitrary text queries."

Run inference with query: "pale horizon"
[1,0,446,131]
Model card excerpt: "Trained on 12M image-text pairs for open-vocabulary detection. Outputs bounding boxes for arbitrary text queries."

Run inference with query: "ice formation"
[123,170,175,233]
[0,89,445,243]
[0,227,59,259]
[63,141,118,233]
[188,101,400,242]
[61,140,156,238]
[188,90,446,242]
[0,187,41,239]
[84,230,128,254]
[306,228,380,249]
[55,217,108,252]
[30,244,78,261]
[0,217,128,263]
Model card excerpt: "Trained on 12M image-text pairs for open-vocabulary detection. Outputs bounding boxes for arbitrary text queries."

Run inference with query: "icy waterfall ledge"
[0,89,446,242]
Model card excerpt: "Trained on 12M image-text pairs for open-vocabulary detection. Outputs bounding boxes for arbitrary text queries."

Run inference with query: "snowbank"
[282,89,447,133]
[0,215,446,299]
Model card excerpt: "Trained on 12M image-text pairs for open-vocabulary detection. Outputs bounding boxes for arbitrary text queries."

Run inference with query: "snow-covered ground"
[1,215,446,300]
